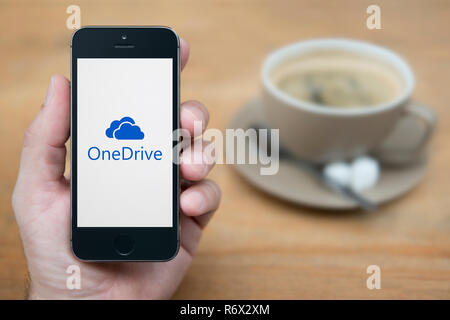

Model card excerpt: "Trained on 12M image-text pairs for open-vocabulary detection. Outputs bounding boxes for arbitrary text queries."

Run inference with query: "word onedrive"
[88,146,163,161]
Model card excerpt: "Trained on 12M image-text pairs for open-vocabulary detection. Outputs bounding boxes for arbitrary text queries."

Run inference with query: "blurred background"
[1,0,449,299]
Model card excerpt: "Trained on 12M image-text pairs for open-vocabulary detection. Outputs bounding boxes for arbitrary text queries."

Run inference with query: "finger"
[179,213,202,257]
[24,75,70,149]
[19,75,70,183]
[191,209,216,230]
[180,180,221,229]
[180,140,215,181]
[180,37,190,71]
[180,100,209,137]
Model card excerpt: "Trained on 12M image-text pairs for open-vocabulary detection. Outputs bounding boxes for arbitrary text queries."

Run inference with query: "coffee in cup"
[272,50,405,109]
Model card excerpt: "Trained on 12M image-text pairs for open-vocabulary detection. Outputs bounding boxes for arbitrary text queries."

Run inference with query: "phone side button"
[113,235,135,256]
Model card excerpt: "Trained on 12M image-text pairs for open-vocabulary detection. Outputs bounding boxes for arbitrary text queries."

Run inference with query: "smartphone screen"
[71,27,179,261]
[77,58,173,227]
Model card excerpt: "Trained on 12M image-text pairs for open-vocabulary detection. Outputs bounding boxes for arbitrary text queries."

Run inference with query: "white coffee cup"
[261,38,435,164]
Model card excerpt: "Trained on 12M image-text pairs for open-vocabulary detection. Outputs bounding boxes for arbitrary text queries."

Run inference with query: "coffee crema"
[271,51,405,108]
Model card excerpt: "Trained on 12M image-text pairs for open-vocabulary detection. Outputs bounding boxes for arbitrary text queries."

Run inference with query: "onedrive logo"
[105,116,144,140]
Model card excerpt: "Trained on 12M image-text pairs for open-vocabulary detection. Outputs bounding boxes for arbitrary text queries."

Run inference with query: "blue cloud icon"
[105,117,144,140]
[114,122,145,140]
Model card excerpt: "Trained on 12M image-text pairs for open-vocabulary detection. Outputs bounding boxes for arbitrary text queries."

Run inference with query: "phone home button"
[113,235,135,256]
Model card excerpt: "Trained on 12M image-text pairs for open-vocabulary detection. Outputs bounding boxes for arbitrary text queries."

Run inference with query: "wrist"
[27,281,80,300]
[27,282,45,300]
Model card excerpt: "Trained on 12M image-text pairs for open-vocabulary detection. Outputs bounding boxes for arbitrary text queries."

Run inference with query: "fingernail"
[187,191,206,213]
[44,76,55,106]
[184,105,206,131]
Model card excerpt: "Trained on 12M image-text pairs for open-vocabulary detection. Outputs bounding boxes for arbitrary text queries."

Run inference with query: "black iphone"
[71,27,180,261]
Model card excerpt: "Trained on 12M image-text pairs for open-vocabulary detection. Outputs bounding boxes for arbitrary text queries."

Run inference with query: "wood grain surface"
[1,0,449,299]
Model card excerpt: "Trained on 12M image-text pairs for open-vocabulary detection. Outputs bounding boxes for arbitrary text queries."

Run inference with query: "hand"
[12,38,221,299]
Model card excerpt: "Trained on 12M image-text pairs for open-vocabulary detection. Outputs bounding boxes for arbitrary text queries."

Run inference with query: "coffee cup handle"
[374,101,436,165]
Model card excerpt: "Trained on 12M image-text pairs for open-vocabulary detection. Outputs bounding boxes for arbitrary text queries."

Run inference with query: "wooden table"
[1,0,449,299]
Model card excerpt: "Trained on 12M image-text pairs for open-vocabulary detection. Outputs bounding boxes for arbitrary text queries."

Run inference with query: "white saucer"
[228,98,429,210]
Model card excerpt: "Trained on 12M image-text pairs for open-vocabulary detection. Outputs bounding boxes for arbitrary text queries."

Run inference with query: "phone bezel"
[70,27,180,261]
